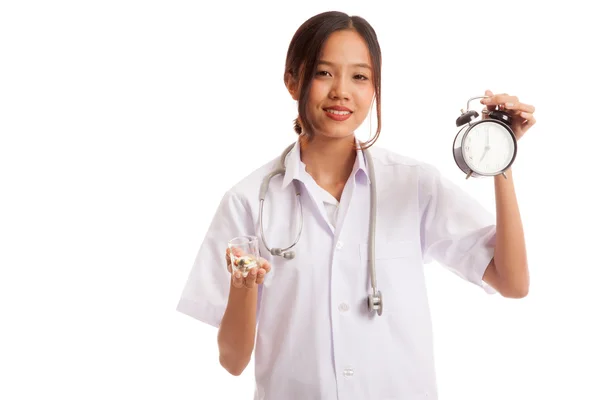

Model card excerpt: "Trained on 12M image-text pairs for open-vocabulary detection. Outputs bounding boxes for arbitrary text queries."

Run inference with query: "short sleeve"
[176,190,259,327]
[418,165,498,294]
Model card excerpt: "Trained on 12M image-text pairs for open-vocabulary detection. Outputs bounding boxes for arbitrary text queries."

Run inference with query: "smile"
[324,109,351,115]
[324,108,353,122]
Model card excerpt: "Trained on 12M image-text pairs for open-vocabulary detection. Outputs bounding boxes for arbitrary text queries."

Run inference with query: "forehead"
[319,30,371,65]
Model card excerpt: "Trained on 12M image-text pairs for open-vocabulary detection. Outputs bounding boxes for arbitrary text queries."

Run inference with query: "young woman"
[177,10,536,400]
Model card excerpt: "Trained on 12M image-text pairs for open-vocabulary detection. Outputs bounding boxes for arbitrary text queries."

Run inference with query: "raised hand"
[226,247,271,289]
[481,89,536,141]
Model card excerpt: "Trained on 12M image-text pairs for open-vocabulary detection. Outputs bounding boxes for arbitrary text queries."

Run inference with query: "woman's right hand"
[225,248,271,289]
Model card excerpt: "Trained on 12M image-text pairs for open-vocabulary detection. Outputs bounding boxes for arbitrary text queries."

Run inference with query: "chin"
[314,123,357,140]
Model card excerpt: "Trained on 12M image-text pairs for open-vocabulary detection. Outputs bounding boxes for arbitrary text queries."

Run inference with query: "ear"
[284,72,300,101]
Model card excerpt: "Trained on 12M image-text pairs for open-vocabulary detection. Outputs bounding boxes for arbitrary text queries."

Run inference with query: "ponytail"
[293,117,302,134]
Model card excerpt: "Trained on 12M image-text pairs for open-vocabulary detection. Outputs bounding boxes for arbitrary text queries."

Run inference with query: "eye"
[316,70,332,77]
[354,74,369,81]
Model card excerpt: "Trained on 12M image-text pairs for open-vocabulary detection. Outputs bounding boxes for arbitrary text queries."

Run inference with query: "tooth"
[327,109,350,115]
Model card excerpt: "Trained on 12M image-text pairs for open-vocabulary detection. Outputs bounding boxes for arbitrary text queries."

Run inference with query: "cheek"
[355,87,375,112]
[361,85,375,102]
[308,81,329,106]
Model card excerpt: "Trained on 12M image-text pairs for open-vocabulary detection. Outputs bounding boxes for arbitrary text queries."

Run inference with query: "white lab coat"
[177,140,497,400]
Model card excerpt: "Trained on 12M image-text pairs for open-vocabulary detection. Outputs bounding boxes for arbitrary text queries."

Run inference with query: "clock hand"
[479,148,488,163]
[480,128,491,163]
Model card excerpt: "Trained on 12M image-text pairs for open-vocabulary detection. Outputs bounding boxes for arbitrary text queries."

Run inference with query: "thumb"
[483,89,495,111]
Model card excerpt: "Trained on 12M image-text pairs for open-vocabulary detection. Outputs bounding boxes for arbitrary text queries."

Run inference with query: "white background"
[1,0,599,399]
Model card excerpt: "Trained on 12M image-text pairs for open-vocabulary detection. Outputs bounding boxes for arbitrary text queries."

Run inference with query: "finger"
[506,102,535,113]
[482,94,518,108]
[255,268,267,285]
[482,92,518,112]
[231,247,244,257]
[227,247,247,273]
[258,258,271,274]
[231,270,244,288]
[225,249,232,273]
[519,112,536,126]
[482,89,495,111]
[244,268,258,289]
[485,93,514,105]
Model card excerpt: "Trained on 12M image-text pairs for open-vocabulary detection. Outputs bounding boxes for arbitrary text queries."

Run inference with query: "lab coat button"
[336,241,344,250]
[343,368,354,377]
[338,303,349,312]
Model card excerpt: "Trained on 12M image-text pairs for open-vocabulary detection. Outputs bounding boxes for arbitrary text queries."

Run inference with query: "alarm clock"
[453,96,517,179]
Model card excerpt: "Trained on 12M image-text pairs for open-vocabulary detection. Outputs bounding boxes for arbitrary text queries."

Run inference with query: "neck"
[299,134,357,187]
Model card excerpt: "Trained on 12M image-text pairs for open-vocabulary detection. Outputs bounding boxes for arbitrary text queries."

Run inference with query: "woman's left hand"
[481,89,536,141]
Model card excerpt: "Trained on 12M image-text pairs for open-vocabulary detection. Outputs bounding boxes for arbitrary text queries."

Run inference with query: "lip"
[324,107,353,122]
[324,105,353,112]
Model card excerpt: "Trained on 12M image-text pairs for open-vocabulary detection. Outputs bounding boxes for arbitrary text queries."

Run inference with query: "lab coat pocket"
[359,240,425,314]
[359,240,415,261]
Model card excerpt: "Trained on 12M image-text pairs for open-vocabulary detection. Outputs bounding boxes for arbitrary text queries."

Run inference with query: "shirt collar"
[280,141,302,190]
[354,140,370,185]
[280,138,371,190]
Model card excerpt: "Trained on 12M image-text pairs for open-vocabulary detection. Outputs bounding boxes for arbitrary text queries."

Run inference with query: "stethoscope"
[258,142,383,316]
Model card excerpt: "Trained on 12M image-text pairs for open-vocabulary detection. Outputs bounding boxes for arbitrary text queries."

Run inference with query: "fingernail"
[506,102,514,107]
[235,272,241,278]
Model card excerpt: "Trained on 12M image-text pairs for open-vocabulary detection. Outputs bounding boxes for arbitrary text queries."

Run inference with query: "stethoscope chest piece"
[368,290,383,316]
[261,142,384,317]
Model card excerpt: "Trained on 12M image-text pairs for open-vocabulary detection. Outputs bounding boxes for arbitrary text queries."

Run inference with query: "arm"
[217,281,259,375]
[480,89,536,298]
[217,250,270,376]
[176,191,268,376]
[483,168,529,298]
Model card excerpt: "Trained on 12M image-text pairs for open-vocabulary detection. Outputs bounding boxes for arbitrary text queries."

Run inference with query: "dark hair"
[284,11,382,149]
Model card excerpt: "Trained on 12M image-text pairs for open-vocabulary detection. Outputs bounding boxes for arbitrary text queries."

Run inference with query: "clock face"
[463,122,515,174]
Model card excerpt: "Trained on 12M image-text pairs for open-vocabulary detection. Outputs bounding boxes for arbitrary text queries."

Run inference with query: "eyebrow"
[317,60,372,70]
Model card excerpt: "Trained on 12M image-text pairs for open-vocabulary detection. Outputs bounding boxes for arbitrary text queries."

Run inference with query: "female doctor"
[177,10,536,400]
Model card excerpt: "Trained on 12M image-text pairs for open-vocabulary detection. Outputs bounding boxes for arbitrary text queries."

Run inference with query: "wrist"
[230,278,258,294]
[494,167,513,181]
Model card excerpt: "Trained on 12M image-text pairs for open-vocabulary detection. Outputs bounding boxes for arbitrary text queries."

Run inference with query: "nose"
[329,77,350,101]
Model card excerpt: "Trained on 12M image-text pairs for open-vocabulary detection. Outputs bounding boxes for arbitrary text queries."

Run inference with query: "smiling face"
[293,29,376,140]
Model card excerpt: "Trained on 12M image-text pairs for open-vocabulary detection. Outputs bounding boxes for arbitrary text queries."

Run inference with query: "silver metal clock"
[453,95,517,179]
